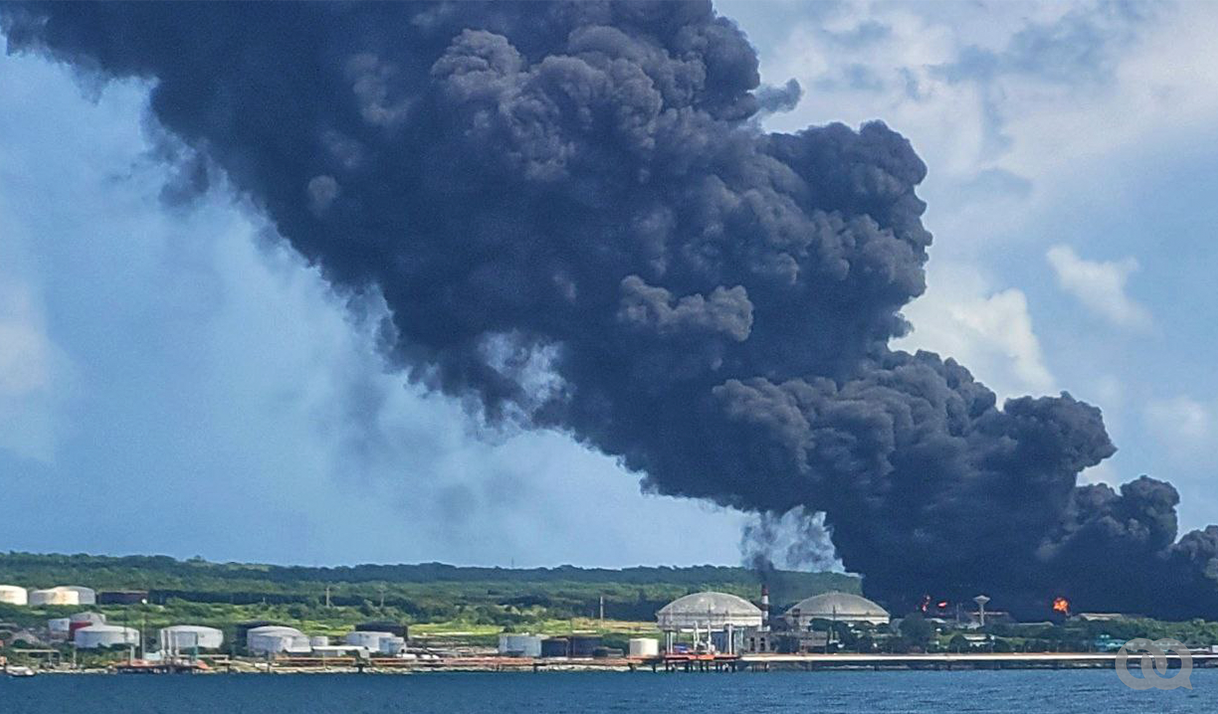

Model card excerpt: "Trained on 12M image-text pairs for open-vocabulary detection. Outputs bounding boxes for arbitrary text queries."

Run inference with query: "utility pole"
[599,595,605,623]
[325,585,331,608]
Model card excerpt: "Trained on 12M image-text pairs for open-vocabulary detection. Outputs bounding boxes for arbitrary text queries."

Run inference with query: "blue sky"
[2,1,1216,567]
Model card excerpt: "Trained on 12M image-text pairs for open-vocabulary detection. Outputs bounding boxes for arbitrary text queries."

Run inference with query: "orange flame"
[936,600,949,609]
[1052,596,1070,614]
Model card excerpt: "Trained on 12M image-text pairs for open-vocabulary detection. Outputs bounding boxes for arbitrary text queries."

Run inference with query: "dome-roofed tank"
[656,591,763,631]
[74,624,139,649]
[784,591,890,627]
[160,625,224,651]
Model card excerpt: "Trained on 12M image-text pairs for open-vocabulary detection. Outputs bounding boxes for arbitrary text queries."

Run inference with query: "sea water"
[0,669,1210,713]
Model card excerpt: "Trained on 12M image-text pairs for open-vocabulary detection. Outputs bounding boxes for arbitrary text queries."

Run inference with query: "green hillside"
[0,552,858,644]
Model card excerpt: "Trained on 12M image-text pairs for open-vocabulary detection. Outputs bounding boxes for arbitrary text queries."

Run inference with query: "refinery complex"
[4,579,1211,674]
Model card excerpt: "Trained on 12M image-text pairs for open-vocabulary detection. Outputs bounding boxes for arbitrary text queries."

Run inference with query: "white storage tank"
[309,635,330,648]
[70,612,106,624]
[628,638,660,657]
[498,634,543,658]
[61,586,97,605]
[29,587,80,606]
[0,585,28,605]
[74,624,139,649]
[47,617,71,639]
[247,626,311,655]
[378,636,406,655]
[160,625,224,651]
[344,630,393,649]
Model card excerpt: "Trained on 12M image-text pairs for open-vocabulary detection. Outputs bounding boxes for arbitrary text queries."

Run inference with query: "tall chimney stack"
[761,584,770,632]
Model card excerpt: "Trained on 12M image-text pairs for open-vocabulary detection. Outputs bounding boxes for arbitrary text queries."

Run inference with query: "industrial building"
[0,585,28,606]
[784,591,890,627]
[246,625,311,655]
[74,624,139,649]
[159,625,224,652]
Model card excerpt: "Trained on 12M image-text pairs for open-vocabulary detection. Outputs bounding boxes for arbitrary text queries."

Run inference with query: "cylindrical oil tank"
[160,625,224,651]
[74,624,138,649]
[357,621,408,638]
[237,620,278,642]
[310,635,330,648]
[540,637,568,658]
[29,588,80,606]
[344,630,393,649]
[69,612,106,640]
[568,635,601,658]
[60,587,96,605]
[247,626,311,655]
[0,585,28,606]
[378,636,406,655]
[47,618,71,639]
[628,638,660,657]
[497,634,542,658]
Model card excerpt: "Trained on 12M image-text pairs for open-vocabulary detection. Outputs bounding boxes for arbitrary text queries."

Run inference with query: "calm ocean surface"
[1,669,1210,713]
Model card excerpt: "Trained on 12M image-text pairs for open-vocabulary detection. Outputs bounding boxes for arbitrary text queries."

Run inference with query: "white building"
[0,585,28,606]
[247,626,311,655]
[74,624,139,649]
[160,625,224,652]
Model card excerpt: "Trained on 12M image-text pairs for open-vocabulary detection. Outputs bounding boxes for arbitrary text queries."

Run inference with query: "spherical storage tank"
[0,585,27,606]
[497,634,542,658]
[29,587,80,606]
[160,625,224,651]
[656,592,763,631]
[247,626,311,655]
[75,624,139,649]
[628,638,660,657]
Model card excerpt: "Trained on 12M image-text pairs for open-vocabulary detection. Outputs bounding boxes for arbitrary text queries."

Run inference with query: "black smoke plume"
[5,1,1216,619]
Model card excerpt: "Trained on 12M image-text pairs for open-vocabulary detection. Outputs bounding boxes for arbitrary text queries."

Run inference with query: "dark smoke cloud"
[5,1,1216,618]
[754,78,802,114]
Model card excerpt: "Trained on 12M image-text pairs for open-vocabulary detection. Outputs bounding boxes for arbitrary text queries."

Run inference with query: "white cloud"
[0,282,50,396]
[1145,396,1212,453]
[1046,244,1151,329]
[0,277,65,462]
[895,262,1054,401]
